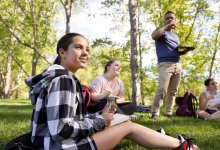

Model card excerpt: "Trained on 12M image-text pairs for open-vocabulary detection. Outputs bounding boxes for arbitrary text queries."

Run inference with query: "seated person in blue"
[25,33,199,150]
[196,78,220,119]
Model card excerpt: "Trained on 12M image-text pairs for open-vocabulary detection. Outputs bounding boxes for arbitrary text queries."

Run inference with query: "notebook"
[110,113,130,127]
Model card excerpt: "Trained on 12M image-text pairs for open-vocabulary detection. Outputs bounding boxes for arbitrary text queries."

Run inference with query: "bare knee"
[109,121,137,137]
[118,121,136,132]
[196,110,210,119]
[92,121,136,150]
[209,111,220,119]
[122,121,145,137]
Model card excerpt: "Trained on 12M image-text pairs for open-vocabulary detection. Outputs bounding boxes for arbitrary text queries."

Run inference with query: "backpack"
[176,91,198,117]
[81,85,91,113]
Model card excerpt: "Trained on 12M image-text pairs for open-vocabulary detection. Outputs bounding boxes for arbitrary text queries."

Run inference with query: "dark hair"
[104,59,117,73]
[164,11,175,17]
[204,78,214,86]
[54,33,86,65]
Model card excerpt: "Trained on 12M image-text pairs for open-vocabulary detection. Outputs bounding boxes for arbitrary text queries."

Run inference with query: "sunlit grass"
[0,99,32,149]
[117,114,220,150]
[0,99,220,150]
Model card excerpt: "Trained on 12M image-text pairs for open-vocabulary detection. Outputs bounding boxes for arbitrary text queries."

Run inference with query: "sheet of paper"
[110,113,130,127]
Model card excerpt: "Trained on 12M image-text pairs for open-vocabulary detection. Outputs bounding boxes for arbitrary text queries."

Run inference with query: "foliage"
[0,0,219,101]
[0,0,56,98]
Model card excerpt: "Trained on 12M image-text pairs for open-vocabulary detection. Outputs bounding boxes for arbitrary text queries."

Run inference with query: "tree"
[60,0,85,33]
[0,0,55,76]
[0,0,56,98]
[209,21,220,78]
[128,0,141,104]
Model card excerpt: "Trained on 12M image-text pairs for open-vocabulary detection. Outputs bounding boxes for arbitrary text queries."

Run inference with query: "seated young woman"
[196,78,220,119]
[89,59,136,115]
[25,33,199,150]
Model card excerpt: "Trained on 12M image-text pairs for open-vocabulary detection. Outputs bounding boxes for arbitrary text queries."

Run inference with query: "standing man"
[151,11,192,120]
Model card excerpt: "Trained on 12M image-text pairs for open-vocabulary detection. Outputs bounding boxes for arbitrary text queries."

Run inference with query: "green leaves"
[0,0,219,100]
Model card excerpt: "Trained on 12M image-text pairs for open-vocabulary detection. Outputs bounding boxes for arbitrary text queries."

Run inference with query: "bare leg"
[196,110,211,119]
[92,121,179,150]
[209,111,220,119]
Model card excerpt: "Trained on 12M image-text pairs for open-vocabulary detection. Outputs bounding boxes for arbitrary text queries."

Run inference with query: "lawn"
[0,99,220,150]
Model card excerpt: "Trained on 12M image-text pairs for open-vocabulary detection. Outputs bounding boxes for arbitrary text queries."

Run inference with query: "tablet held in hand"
[178,46,195,54]
[178,46,195,49]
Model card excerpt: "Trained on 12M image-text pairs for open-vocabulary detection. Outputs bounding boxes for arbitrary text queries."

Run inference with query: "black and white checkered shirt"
[25,65,105,150]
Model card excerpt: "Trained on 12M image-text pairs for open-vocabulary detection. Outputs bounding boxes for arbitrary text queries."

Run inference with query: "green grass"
[1,99,220,150]
[0,99,32,149]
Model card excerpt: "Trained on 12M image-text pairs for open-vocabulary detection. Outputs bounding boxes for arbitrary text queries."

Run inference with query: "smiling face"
[59,35,89,72]
[207,80,218,92]
[107,61,121,76]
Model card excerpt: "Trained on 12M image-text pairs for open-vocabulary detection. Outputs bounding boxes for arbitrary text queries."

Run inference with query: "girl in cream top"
[90,60,125,104]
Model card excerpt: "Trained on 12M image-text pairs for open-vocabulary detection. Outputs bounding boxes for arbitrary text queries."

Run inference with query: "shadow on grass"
[0,105,32,121]
[137,115,220,130]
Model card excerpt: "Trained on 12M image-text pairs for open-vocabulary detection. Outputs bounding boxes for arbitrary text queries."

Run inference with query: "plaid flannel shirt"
[25,65,105,150]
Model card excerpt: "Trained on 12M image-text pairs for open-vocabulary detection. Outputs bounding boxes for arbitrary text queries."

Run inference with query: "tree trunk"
[137,1,144,105]
[30,0,39,76]
[0,68,5,98]
[60,0,73,33]
[184,1,201,42]
[15,72,23,99]
[209,21,220,78]
[4,53,12,98]
[128,0,141,105]
[31,52,39,76]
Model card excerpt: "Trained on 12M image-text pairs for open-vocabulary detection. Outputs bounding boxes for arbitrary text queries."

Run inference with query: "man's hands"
[151,20,177,40]
[166,20,177,30]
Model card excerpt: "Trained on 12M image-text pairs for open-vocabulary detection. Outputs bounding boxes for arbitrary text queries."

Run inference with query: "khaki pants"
[151,62,182,116]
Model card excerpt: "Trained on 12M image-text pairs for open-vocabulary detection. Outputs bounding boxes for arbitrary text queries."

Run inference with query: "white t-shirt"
[90,75,124,97]
[204,90,220,110]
